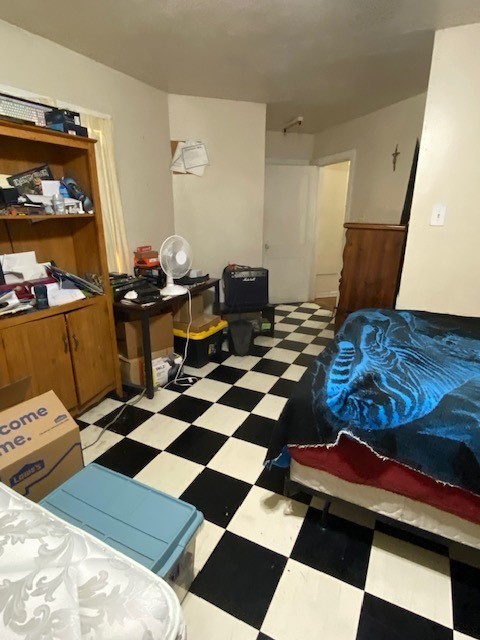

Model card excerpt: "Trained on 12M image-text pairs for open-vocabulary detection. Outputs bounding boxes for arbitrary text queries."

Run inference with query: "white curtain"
[80,113,130,274]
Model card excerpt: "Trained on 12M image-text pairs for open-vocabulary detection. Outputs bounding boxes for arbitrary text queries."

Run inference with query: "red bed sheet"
[289,436,480,525]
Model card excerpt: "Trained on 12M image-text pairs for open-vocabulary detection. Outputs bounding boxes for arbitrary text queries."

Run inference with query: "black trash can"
[228,319,254,356]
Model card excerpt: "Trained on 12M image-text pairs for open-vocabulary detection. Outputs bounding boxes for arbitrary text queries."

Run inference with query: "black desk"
[114,278,220,398]
[212,302,275,337]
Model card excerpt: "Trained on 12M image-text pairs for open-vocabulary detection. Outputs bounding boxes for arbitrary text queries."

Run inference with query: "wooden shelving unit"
[0,121,121,414]
[0,214,95,221]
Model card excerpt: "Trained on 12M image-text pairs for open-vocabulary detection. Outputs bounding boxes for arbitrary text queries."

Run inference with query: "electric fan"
[160,235,193,296]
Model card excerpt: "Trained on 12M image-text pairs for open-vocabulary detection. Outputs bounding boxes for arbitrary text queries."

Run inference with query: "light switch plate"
[431,203,446,226]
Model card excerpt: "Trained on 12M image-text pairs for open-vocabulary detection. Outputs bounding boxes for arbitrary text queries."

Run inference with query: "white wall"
[397,24,480,317]
[314,94,426,224]
[0,20,174,254]
[169,95,266,279]
[266,131,314,163]
[315,162,350,297]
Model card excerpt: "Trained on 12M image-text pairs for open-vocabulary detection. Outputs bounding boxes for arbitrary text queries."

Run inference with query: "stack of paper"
[0,251,48,284]
[171,140,209,176]
[45,282,85,307]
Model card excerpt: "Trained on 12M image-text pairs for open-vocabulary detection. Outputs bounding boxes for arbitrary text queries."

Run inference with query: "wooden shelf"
[0,119,97,149]
[0,295,100,330]
[0,214,94,221]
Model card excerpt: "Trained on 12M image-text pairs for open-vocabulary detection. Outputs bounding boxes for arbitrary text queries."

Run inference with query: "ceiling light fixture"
[283,116,304,135]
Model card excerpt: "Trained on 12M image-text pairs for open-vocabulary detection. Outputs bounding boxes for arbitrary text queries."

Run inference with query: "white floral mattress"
[0,482,186,640]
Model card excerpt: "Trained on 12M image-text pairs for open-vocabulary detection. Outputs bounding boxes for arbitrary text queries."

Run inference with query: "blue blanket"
[267,309,480,493]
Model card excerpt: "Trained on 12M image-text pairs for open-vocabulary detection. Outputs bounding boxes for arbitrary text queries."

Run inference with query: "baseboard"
[315,290,338,299]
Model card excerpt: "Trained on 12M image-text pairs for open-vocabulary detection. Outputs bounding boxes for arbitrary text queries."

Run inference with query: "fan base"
[160,283,189,297]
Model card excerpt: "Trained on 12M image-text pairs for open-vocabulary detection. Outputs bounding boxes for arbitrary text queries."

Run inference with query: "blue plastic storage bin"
[40,463,203,601]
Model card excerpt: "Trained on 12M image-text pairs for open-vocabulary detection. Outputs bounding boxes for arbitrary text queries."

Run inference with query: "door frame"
[309,149,356,300]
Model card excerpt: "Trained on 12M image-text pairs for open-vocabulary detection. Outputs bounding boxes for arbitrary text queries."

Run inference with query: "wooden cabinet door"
[66,299,116,406]
[2,315,78,409]
[0,335,11,389]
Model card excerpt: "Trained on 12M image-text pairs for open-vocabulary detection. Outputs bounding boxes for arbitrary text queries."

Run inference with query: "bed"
[266,308,480,548]
[0,482,186,640]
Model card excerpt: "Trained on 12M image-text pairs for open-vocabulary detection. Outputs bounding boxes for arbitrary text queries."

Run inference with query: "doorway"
[263,156,353,305]
[312,159,352,302]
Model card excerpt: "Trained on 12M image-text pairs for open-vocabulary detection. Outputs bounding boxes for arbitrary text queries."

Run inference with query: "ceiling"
[1,1,480,133]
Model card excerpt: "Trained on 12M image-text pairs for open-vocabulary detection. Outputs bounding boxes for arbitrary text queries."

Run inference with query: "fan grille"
[160,235,193,278]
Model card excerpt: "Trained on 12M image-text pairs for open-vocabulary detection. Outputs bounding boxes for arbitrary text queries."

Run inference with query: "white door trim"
[310,150,356,300]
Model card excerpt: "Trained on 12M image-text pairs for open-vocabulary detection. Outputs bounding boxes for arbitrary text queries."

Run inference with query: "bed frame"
[284,464,480,550]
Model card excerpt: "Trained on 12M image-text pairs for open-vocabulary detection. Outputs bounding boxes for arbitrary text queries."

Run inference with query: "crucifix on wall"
[392,144,400,171]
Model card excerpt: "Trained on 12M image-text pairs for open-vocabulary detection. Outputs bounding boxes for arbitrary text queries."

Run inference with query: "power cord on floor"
[82,388,146,451]
[83,289,199,451]
[165,287,199,389]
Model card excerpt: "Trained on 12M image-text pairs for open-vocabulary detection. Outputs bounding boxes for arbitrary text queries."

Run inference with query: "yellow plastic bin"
[173,320,228,368]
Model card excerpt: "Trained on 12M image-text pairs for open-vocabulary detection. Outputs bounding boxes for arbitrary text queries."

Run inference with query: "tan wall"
[314,94,426,224]
[397,24,480,317]
[0,19,174,255]
[169,94,266,279]
[315,162,350,297]
[266,131,315,162]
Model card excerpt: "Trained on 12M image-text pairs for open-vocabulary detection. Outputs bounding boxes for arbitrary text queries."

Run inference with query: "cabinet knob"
[73,334,79,351]
[63,334,68,354]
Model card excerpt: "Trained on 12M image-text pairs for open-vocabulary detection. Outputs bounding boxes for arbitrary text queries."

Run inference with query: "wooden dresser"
[0,121,121,414]
[334,223,407,332]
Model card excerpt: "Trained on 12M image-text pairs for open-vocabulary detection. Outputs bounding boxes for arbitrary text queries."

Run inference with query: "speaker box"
[223,265,268,308]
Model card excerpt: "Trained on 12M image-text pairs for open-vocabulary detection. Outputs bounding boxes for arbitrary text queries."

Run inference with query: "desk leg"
[266,306,275,337]
[141,314,154,399]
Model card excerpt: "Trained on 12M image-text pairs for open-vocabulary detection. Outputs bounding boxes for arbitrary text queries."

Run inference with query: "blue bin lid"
[40,464,203,575]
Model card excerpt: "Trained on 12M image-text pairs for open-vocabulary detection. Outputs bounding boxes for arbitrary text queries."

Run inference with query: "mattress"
[290,456,480,549]
[0,482,186,640]
[290,437,480,525]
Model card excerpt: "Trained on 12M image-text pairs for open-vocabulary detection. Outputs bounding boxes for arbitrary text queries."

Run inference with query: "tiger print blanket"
[266,309,480,494]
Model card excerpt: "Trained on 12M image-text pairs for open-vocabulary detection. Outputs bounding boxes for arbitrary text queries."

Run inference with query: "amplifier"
[223,265,269,308]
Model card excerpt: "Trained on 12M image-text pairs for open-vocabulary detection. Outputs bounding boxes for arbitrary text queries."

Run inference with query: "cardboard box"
[119,349,180,387]
[0,390,83,502]
[174,313,222,334]
[116,312,174,359]
[134,249,158,260]
[134,247,159,267]
[134,256,159,267]
[174,295,204,323]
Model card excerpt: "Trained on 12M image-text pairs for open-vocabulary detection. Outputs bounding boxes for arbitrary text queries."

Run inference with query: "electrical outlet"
[430,203,446,226]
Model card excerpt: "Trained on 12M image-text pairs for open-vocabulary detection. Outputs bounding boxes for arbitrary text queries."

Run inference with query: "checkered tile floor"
[78,303,480,640]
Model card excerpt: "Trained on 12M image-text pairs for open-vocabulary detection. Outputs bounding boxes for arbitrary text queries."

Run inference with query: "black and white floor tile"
[78,303,480,640]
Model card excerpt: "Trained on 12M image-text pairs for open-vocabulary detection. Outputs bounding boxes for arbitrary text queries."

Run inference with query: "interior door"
[264,164,318,303]
[2,315,77,409]
[66,298,116,406]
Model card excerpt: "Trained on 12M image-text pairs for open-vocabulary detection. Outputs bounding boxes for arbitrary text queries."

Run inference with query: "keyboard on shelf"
[0,94,51,126]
